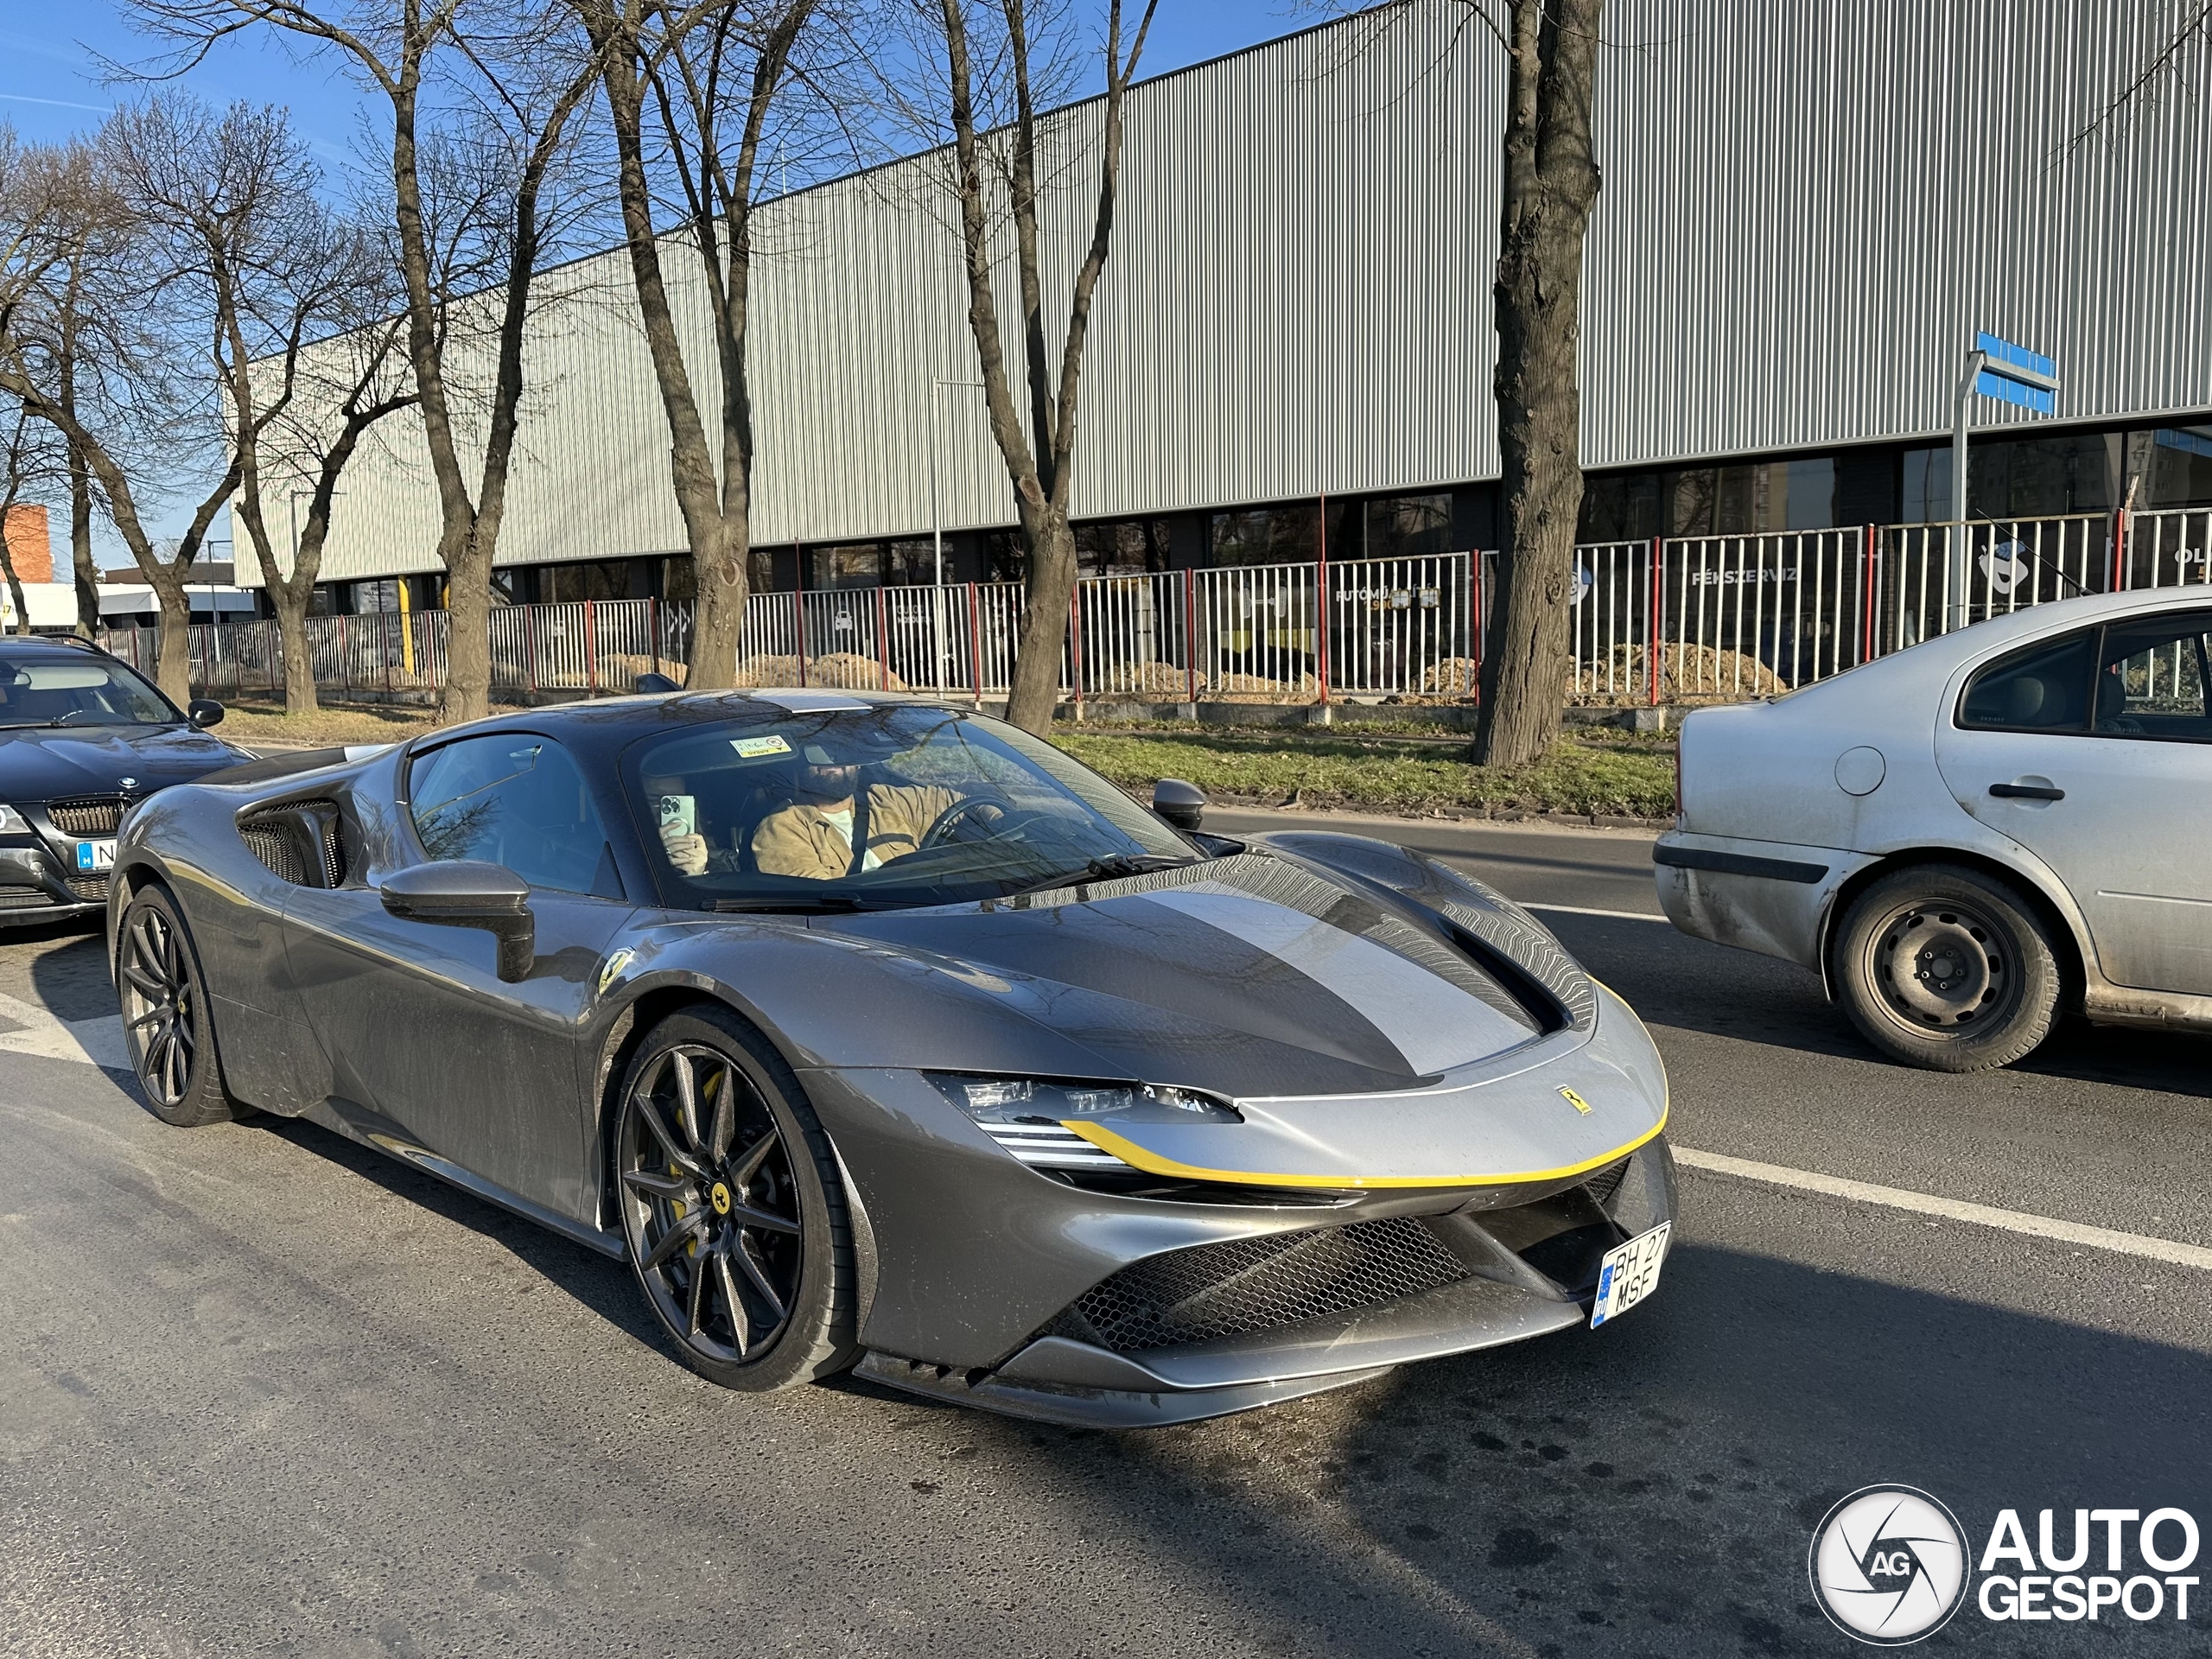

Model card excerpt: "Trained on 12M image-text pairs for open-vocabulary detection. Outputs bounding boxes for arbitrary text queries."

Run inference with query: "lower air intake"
[66,874,111,904]
[1054,1217,1471,1353]
[0,885,50,909]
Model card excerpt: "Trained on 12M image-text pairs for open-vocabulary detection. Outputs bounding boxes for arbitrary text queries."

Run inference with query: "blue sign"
[1974,331,2057,415]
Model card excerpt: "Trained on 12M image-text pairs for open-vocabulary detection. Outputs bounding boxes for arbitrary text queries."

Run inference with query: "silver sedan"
[1656,588,2212,1070]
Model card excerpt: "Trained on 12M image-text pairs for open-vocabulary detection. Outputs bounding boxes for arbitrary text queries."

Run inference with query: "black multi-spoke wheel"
[117,886,240,1127]
[1834,864,2061,1072]
[613,1006,855,1389]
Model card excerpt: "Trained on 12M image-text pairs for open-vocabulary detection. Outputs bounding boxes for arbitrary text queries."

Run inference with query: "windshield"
[623,703,1195,910]
[0,654,180,728]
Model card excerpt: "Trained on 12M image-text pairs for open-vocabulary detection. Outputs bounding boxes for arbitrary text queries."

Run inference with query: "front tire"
[117,885,244,1126]
[612,1005,856,1391]
[1832,864,2061,1072]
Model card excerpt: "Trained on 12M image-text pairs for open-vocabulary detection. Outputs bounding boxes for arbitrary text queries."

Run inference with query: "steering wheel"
[918,789,1019,850]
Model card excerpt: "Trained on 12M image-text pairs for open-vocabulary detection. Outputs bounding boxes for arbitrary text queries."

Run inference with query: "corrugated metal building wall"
[266,0,2212,585]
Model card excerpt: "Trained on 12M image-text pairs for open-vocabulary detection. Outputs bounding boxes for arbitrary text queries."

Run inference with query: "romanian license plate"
[76,839,117,873]
[1590,1221,1671,1329]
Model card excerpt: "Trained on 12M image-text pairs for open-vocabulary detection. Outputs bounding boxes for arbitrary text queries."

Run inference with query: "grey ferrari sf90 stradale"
[109,691,1675,1426]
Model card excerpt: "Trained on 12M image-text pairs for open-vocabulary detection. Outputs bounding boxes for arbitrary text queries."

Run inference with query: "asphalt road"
[4,812,2209,1658]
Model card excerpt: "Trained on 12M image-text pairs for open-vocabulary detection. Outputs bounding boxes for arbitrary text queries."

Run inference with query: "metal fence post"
[1314,556,1331,705]
[523,604,539,697]
[1646,537,1663,707]
[794,588,809,688]
[1182,568,1198,704]
[1068,590,1084,709]
[1860,523,1878,665]
[966,582,983,709]
[585,600,600,696]
[874,587,890,691]
[2111,507,2129,592]
[649,596,660,675]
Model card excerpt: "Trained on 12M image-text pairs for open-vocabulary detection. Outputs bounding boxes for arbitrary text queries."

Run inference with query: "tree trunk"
[0,523,29,636]
[1006,505,1077,731]
[1474,0,1603,771]
[150,581,192,706]
[444,531,493,721]
[68,455,98,638]
[276,592,317,716]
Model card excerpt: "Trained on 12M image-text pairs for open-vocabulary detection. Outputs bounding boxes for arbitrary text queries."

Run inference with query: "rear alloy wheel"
[613,1007,855,1390]
[117,886,243,1127]
[1833,864,2061,1072]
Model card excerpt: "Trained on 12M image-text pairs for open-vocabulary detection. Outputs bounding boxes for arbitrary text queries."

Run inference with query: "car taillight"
[1672,742,1684,827]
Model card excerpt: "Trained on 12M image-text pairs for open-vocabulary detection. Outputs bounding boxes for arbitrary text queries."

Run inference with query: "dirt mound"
[1580,643,1789,703]
[731,652,907,691]
[1089,659,1192,699]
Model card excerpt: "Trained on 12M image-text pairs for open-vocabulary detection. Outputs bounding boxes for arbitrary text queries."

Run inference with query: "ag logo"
[1809,1485,1970,1645]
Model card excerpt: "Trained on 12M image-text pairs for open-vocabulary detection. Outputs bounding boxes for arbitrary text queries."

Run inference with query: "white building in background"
[250,0,2212,618]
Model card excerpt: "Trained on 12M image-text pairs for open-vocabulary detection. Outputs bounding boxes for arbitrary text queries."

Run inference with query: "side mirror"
[379,861,536,982]
[188,698,226,729]
[632,671,683,695]
[1152,777,1207,832]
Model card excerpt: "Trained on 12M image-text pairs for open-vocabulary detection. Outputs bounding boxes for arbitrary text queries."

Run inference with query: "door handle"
[1989,782,2065,801]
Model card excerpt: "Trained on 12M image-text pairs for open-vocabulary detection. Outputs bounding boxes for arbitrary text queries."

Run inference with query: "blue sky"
[0,4,1313,162]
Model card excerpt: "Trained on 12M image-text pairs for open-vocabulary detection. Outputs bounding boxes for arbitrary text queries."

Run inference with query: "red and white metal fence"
[104,508,2212,711]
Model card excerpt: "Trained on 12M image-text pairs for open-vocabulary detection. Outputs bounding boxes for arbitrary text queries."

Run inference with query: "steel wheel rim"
[617,1043,803,1364]
[1866,898,2018,1037]
[119,907,196,1107]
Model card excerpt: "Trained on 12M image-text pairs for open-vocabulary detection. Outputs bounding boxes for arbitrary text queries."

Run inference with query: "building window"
[2149,427,2212,509]
[807,543,883,590]
[1212,504,1319,567]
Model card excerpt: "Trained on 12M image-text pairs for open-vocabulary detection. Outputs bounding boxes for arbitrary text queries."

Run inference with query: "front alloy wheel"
[613,1007,855,1389]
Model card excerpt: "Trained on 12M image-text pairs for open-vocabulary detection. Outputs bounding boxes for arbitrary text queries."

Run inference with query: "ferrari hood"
[0,725,247,802]
[817,851,1558,1097]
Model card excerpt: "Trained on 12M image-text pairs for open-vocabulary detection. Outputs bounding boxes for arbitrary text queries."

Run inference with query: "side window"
[409,734,619,896]
[2093,611,2212,741]
[1958,630,2095,734]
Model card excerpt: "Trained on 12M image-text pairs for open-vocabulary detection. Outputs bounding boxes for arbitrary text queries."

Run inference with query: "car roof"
[416,690,978,761]
[1889,586,2212,670]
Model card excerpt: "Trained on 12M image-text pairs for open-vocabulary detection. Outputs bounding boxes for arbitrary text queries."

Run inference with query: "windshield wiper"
[708,893,890,914]
[1004,854,1194,896]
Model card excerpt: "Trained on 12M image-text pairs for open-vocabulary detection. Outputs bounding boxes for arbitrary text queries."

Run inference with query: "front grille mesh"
[48,798,123,836]
[1583,1158,1630,1208]
[1058,1217,1471,1353]
[65,874,111,903]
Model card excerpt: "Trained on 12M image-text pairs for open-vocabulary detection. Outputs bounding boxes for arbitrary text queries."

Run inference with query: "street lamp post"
[929,378,986,696]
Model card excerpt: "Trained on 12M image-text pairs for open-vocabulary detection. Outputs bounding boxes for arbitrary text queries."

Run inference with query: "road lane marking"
[1525,902,1668,922]
[0,991,130,1071]
[1676,1147,2212,1273]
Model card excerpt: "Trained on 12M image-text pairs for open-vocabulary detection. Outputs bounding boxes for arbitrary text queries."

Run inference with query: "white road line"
[0,990,130,1071]
[1525,902,1668,923]
[1677,1146,2212,1273]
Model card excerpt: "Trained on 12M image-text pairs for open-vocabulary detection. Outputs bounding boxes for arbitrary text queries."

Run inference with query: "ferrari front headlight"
[0,804,29,835]
[928,1073,1240,1168]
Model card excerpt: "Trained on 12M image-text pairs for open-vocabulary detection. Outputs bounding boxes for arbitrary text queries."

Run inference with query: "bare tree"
[570,0,830,689]
[915,0,1156,736]
[1322,0,1603,769]
[102,96,422,718]
[2073,1,2211,150]
[0,111,252,701]
[241,318,417,714]
[125,1,607,721]
[0,402,57,633]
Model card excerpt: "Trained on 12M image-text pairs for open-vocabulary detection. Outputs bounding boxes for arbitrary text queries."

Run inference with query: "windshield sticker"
[732,734,793,759]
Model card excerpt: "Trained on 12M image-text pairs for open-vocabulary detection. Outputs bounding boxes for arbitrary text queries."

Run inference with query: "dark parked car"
[107,690,1675,1427]
[0,637,245,926]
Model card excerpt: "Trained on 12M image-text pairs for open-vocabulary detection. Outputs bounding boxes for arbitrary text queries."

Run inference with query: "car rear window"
[1957,630,2095,733]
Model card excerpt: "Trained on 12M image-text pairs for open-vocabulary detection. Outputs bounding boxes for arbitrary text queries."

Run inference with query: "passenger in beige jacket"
[660,759,996,880]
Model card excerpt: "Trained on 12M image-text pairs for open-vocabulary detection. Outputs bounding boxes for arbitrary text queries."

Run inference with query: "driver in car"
[659,747,1002,880]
